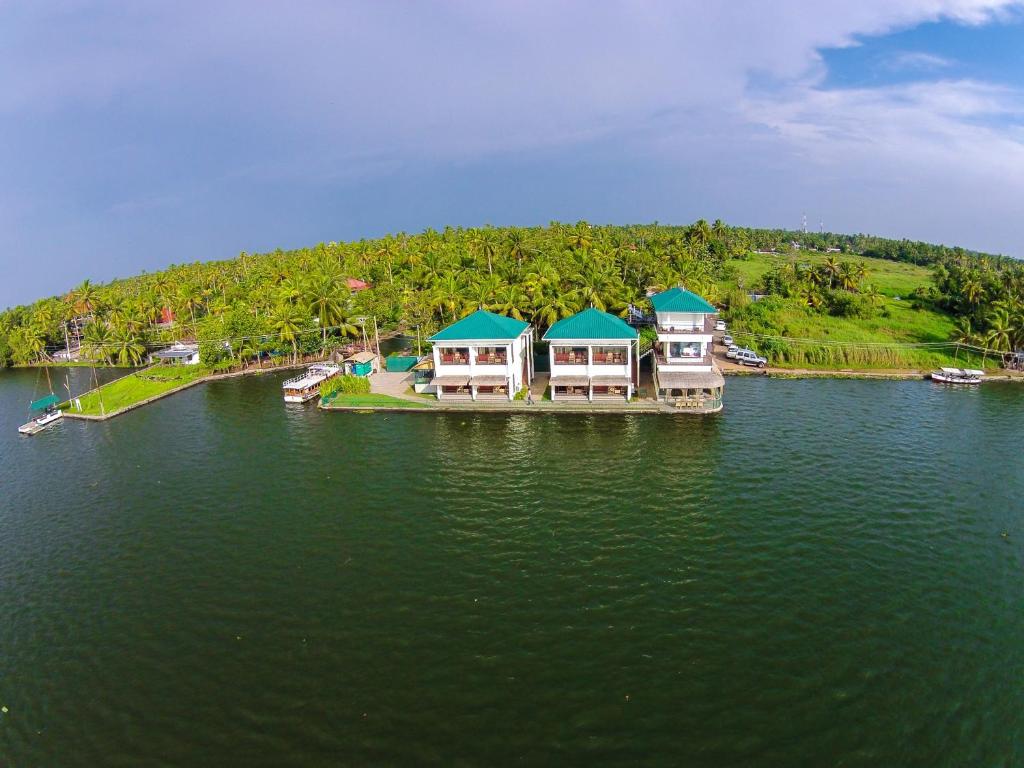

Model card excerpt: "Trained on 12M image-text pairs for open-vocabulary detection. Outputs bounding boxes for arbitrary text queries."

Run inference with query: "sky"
[2,1,1024,310]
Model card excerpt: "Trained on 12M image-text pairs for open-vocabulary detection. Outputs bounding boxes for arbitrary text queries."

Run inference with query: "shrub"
[321,374,371,398]
[826,290,876,319]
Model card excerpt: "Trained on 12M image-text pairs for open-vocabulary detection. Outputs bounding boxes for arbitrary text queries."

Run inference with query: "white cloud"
[0,0,1023,306]
[884,51,956,70]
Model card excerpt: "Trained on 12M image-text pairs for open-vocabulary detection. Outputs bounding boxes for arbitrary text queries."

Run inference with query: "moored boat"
[19,394,64,435]
[930,367,984,385]
[282,363,342,403]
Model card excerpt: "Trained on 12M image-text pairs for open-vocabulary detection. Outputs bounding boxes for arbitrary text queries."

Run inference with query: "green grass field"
[719,252,990,370]
[323,392,429,409]
[66,365,209,416]
[721,251,934,298]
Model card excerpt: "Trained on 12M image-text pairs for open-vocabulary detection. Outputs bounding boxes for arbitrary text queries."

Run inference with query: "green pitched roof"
[428,309,529,342]
[650,287,717,314]
[542,307,637,341]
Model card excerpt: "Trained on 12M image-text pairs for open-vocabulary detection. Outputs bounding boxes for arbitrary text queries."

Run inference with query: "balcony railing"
[440,355,469,365]
[656,316,717,334]
[655,352,712,367]
[592,353,627,365]
[554,353,587,365]
[475,354,507,365]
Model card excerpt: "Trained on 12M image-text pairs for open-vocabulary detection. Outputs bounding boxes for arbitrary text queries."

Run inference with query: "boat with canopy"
[930,367,984,385]
[19,393,64,435]
[282,363,342,403]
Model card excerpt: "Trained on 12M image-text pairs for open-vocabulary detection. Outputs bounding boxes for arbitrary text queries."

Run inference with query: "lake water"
[2,368,1023,766]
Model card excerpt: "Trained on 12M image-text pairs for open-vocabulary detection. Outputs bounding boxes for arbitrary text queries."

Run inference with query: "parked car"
[735,349,768,368]
[715,319,727,332]
[726,345,740,359]
[722,334,734,347]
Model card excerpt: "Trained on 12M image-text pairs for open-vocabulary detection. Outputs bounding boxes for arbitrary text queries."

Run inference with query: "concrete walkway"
[359,369,699,414]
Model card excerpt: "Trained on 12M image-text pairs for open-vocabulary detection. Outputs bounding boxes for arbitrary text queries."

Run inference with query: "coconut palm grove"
[1,220,1022,370]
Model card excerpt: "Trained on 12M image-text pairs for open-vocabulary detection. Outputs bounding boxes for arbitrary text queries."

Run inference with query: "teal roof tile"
[542,307,638,341]
[650,287,717,314]
[428,309,529,342]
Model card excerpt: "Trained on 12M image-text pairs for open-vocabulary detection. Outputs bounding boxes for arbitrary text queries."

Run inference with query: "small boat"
[19,394,64,435]
[930,367,984,385]
[282,363,342,403]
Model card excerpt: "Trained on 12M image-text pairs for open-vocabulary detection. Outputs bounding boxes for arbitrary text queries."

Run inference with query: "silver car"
[735,349,768,368]
[722,334,734,347]
[725,345,740,359]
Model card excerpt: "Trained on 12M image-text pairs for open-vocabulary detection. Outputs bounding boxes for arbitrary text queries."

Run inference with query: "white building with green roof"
[542,307,639,401]
[649,287,724,412]
[427,309,534,400]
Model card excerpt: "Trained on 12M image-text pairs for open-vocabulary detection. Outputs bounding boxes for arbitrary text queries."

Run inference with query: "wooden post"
[372,315,381,369]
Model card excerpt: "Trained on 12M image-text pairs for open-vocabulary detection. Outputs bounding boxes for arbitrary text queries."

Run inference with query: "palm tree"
[83,320,113,364]
[506,229,531,268]
[689,219,712,248]
[429,272,465,324]
[175,283,203,333]
[305,272,348,350]
[491,285,529,321]
[70,280,98,316]
[109,325,146,366]
[470,228,500,276]
[822,257,841,289]
[10,324,47,364]
[532,293,574,328]
[962,277,985,308]
[272,303,306,364]
[565,222,592,251]
[986,309,1015,352]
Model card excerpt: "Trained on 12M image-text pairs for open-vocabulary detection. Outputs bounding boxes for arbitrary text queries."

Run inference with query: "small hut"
[344,351,380,377]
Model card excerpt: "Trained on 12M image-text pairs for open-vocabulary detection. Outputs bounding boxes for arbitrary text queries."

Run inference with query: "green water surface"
[1,368,1022,766]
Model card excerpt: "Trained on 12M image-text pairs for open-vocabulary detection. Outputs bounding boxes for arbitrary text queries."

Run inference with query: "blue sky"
[2,1,1024,309]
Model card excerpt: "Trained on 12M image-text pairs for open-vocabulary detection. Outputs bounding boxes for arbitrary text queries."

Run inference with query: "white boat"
[19,408,63,435]
[282,363,342,403]
[930,367,984,385]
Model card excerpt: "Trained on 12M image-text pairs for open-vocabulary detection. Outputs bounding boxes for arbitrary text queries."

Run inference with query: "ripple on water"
[1,372,1023,766]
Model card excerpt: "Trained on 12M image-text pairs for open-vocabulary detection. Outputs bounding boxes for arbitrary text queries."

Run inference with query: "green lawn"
[323,392,430,409]
[66,365,209,416]
[721,251,934,298]
[719,252,990,370]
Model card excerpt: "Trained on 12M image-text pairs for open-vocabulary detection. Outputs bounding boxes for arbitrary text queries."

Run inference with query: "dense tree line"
[930,254,1024,353]
[0,220,1018,368]
[0,221,744,367]
[741,228,1004,267]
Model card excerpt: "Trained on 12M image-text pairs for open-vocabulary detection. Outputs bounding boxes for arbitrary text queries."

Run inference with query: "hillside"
[0,221,1020,371]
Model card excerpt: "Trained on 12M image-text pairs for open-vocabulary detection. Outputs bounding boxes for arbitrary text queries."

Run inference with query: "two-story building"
[428,310,535,400]
[542,308,638,401]
[650,287,724,412]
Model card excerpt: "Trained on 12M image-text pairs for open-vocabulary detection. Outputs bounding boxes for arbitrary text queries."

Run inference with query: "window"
[553,346,588,364]
[592,346,627,365]
[668,341,702,359]
[440,347,470,365]
[475,347,507,365]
